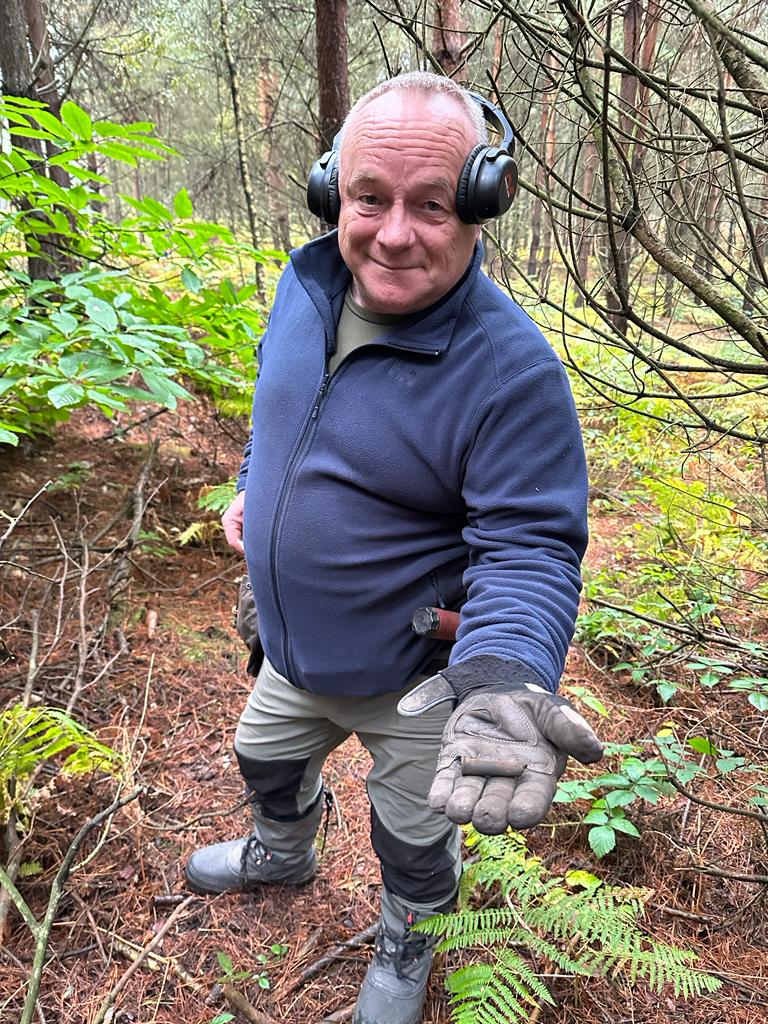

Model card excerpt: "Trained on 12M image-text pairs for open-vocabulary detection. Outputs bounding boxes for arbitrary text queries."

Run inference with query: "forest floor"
[1,400,767,1024]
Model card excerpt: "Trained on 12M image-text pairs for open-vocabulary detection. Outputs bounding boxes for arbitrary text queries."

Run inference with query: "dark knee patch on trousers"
[370,806,457,906]
[235,749,311,820]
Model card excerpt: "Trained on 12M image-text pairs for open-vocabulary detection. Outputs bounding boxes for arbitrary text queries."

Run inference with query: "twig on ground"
[709,971,768,1003]
[285,922,377,993]
[674,862,768,884]
[649,902,716,924]
[221,983,278,1024]
[98,927,203,991]
[104,441,160,620]
[91,894,196,1024]
[666,775,768,826]
[0,482,52,552]
[318,1005,356,1023]
[144,795,249,831]
[2,786,144,1024]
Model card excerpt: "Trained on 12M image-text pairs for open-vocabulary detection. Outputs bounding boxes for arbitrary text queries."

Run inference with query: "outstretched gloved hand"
[398,655,603,835]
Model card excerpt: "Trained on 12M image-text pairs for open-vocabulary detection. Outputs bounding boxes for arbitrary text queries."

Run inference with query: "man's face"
[337,92,481,315]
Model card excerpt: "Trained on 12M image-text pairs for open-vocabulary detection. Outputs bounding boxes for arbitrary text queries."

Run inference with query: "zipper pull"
[312,372,330,419]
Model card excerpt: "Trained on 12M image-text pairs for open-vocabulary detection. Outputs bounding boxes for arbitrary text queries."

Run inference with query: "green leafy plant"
[0,95,275,447]
[214,943,289,995]
[175,479,238,546]
[197,479,238,514]
[417,829,720,1024]
[555,730,765,856]
[0,704,123,824]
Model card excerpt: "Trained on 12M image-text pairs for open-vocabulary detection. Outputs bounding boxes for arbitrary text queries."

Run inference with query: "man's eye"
[360,194,378,206]
[424,200,443,212]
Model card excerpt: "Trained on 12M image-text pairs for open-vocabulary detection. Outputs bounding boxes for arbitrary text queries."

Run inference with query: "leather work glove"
[398,655,603,835]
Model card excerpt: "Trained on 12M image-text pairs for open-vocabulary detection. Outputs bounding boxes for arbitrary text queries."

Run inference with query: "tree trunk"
[315,0,349,154]
[258,58,292,254]
[574,140,597,308]
[0,0,32,98]
[527,58,554,284]
[0,0,63,279]
[219,0,264,298]
[431,0,466,79]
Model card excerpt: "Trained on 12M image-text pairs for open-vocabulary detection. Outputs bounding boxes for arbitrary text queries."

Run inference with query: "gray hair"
[337,71,488,159]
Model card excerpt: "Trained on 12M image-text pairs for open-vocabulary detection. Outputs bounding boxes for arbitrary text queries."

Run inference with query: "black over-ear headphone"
[306,92,518,226]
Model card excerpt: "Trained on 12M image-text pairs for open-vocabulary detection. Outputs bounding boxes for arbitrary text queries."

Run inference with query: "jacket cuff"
[441,655,549,702]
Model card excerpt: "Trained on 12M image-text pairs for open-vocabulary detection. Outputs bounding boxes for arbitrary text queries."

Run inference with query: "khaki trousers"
[233,656,461,907]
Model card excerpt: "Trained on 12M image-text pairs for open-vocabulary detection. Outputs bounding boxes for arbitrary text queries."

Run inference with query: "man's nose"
[376,203,414,250]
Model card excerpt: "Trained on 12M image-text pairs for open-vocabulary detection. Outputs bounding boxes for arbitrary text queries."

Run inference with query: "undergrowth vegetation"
[418,829,721,1024]
[0,95,278,446]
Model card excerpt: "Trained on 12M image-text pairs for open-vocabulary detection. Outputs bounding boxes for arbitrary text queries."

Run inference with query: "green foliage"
[197,480,238,514]
[0,96,277,446]
[417,830,720,1023]
[175,479,238,545]
[0,704,123,823]
[214,943,288,994]
[554,729,767,854]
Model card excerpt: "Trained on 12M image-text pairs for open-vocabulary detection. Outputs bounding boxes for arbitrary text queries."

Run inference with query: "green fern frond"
[435,926,530,953]
[433,828,721,1023]
[0,704,123,823]
[494,949,555,1006]
[176,519,222,546]
[446,963,532,1024]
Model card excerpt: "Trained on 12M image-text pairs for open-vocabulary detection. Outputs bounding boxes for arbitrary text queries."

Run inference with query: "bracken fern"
[414,829,720,1022]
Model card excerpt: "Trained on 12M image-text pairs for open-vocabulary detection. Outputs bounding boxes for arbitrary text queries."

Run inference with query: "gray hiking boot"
[185,797,322,895]
[185,832,316,894]
[352,889,442,1024]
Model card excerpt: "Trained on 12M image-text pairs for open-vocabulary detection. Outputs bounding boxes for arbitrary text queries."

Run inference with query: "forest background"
[0,1,767,1023]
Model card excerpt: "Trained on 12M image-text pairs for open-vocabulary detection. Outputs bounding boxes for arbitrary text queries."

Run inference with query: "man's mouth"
[372,260,418,271]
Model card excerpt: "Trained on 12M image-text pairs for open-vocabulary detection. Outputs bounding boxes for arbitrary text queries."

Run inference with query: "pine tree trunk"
[432,0,466,79]
[258,58,292,254]
[315,0,349,154]
[219,0,264,298]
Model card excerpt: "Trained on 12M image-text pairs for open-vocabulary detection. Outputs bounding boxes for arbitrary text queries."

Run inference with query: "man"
[186,72,602,1024]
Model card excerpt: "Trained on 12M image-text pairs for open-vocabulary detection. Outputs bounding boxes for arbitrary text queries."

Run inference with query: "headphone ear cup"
[460,147,519,223]
[474,151,518,221]
[306,149,341,224]
[456,144,484,224]
[324,156,340,224]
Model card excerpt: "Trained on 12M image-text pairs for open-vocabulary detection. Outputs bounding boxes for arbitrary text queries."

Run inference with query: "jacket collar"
[290,230,483,356]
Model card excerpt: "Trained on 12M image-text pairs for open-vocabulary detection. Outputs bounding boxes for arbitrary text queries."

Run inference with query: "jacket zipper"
[269,366,332,681]
[269,340,441,683]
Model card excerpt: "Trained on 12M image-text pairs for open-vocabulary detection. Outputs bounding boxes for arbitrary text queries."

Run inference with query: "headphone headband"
[466,92,515,156]
[306,90,518,225]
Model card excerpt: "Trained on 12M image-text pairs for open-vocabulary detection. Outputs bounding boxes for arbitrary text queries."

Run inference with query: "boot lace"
[374,925,435,981]
[239,833,272,877]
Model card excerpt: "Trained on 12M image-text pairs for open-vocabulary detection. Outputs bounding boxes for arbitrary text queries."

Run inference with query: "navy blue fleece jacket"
[237,232,588,697]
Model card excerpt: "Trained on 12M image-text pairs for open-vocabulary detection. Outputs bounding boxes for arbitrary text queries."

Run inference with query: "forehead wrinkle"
[339,102,476,179]
[351,120,472,149]
[347,170,455,196]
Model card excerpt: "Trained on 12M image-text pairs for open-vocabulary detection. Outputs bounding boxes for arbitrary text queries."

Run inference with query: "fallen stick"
[91,895,197,1024]
[97,927,279,1024]
[221,983,278,1024]
[285,922,377,993]
[318,1004,356,1023]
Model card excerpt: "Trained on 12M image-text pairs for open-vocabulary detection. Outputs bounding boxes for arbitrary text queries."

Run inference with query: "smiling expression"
[337,92,481,315]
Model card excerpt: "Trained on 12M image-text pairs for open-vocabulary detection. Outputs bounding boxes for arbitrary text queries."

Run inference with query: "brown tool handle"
[461,758,526,778]
[411,606,460,642]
